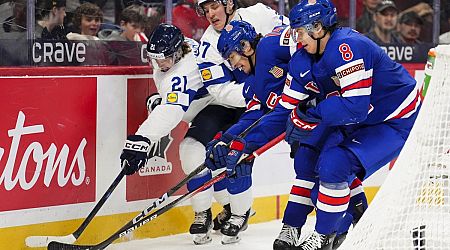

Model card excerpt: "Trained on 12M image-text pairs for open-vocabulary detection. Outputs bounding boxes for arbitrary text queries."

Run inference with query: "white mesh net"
[340,45,450,250]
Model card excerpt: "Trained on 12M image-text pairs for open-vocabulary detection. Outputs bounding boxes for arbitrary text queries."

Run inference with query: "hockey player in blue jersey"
[174,0,288,245]
[208,20,369,249]
[283,0,422,249]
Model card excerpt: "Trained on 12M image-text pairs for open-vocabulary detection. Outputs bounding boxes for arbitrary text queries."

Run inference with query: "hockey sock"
[316,182,350,235]
[282,178,316,227]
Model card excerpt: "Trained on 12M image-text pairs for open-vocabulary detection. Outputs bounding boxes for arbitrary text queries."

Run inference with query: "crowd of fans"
[0,0,449,65]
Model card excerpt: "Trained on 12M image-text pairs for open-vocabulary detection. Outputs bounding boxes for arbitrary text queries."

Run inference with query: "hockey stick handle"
[74,162,127,238]
[48,132,285,250]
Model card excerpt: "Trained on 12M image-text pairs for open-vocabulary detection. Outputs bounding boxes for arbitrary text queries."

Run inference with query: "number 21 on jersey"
[171,76,188,92]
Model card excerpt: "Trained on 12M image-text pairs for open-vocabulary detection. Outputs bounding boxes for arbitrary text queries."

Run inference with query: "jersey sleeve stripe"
[385,88,421,121]
[341,78,372,93]
[279,100,296,109]
[341,87,371,97]
[283,87,309,101]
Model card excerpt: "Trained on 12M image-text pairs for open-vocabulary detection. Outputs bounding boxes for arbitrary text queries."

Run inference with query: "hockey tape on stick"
[25,162,127,248]
[47,132,285,250]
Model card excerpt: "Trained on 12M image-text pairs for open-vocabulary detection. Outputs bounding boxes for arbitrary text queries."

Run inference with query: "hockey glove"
[285,105,321,146]
[120,135,152,175]
[205,132,235,171]
[146,93,162,113]
[225,138,257,180]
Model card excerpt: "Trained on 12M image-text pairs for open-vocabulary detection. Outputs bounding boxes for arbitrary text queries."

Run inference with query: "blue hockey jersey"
[304,28,421,127]
[225,26,302,147]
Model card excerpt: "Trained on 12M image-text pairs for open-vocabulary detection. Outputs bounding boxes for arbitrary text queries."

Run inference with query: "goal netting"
[340,45,450,249]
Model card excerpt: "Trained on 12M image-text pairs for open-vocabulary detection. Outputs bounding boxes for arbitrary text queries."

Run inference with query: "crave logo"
[138,134,173,176]
[0,77,96,211]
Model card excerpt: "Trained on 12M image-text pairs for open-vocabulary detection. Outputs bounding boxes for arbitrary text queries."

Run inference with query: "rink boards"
[0,64,424,249]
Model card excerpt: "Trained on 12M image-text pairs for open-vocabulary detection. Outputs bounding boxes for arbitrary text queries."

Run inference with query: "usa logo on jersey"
[269,66,284,78]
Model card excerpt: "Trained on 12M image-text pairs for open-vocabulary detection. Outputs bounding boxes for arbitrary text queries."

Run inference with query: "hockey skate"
[331,232,347,250]
[213,204,231,230]
[297,231,336,250]
[189,209,213,245]
[273,224,301,250]
[220,209,250,244]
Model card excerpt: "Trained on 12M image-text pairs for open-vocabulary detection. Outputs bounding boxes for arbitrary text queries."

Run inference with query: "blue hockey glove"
[205,132,234,171]
[120,135,152,175]
[285,105,321,146]
[225,138,257,180]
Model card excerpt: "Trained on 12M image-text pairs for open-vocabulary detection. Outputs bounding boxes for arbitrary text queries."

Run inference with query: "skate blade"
[193,233,212,245]
[221,235,241,244]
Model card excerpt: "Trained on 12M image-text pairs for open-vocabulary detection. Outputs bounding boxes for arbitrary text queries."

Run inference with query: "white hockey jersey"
[136,41,203,142]
[196,3,289,107]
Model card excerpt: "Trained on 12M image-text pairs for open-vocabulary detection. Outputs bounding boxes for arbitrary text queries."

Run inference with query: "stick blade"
[25,234,76,247]
[47,241,93,250]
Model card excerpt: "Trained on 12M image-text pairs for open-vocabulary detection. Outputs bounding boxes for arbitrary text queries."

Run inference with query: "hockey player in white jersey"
[178,0,289,245]
[119,24,219,244]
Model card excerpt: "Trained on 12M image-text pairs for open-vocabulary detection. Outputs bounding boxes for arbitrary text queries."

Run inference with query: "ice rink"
[108,218,316,250]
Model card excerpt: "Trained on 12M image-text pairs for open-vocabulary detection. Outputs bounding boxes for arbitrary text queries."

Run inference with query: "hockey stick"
[26,162,127,248]
[48,132,285,250]
[122,110,275,227]
[35,109,273,248]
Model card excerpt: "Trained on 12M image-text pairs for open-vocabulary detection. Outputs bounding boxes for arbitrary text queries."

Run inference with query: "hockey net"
[340,45,450,249]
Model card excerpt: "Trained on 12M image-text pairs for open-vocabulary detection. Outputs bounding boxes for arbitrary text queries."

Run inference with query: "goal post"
[340,45,450,249]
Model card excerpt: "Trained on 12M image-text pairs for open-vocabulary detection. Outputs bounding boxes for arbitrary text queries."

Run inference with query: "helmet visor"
[148,52,175,72]
[226,52,243,71]
[290,24,314,43]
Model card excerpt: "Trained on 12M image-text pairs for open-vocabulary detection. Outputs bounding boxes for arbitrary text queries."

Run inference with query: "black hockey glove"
[120,135,152,175]
[146,93,162,112]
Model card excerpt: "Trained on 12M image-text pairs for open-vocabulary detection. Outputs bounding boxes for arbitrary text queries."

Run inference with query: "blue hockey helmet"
[147,23,184,59]
[289,0,337,30]
[217,20,257,60]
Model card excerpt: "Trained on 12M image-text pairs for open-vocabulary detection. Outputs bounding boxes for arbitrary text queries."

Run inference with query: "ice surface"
[108,218,316,250]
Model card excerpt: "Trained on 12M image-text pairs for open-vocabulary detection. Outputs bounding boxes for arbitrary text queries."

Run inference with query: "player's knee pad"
[317,146,356,183]
[179,137,206,174]
[294,145,320,177]
[227,176,252,195]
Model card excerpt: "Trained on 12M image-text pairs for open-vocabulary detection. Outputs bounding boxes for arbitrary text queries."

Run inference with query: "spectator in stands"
[397,11,423,45]
[98,4,147,41]
[39,0,68,40]
[365,0,401,45]
[67,2,103,40]
[400,2,433,43]
[356,0,380,33]
[172,0,208,41]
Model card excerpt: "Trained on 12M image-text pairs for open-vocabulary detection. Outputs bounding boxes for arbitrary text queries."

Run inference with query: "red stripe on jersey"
[390,89,420,120]
[291,186,311,198]
[349,178,362,189]
[318,192,350,206]
[246,99,261,110]
[281,93,300,105]
[341,78,372,93]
